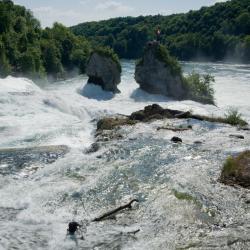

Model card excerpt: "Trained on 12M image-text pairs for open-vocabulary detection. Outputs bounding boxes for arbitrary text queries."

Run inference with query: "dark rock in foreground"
[220,151,250,189]
[86,49,121,93]
[0,145,69,175]
[171,137,183,143]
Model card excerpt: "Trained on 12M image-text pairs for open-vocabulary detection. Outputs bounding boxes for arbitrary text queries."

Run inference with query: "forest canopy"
[71,0,250,62]
[0,0,91,80]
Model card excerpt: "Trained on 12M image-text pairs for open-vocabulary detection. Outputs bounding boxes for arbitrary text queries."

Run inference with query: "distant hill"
[71,0,250,62]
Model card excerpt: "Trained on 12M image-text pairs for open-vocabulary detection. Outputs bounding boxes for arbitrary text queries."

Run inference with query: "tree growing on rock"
[135,42,215,104]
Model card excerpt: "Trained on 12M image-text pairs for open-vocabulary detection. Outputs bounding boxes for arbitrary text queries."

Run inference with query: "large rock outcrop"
[135,41,186,99]
[220,151,250,189]
[86,48,121,93]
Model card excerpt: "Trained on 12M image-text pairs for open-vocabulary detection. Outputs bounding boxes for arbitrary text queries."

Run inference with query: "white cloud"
[79,0,91,5]
[96,1,133,12]
[32,6,82,27]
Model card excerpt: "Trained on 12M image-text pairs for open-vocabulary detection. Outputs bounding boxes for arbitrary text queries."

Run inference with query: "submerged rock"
[229,134,244,139]
[85,143,100,154]
[135,41,186,99]
[0,145,69,175]
[86,48,121,93]
[220,151,250,189]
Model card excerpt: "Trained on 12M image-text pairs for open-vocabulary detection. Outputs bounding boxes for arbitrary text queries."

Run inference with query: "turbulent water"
[0,61,250,250]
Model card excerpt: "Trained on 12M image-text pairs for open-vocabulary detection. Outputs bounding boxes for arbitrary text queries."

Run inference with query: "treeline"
[0,0,90,80]
[71,0,250,62]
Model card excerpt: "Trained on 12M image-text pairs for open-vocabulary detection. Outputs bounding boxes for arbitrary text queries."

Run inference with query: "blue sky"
[13,0,227,27]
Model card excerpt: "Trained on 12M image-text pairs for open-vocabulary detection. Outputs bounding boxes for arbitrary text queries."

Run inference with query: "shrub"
[221,156,238,177]
[224,107,247,126]
[184,72,215,104]
[220,151,250,188]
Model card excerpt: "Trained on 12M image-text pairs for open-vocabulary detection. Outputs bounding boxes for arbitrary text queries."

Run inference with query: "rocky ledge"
[97,104,248,131]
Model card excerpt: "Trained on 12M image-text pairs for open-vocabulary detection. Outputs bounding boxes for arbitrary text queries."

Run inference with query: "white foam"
[0,76,41,93]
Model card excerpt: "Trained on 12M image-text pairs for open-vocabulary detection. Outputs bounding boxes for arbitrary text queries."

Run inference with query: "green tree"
[0,40,11,76]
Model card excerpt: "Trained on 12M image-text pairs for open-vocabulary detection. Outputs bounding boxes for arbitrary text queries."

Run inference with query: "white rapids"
[0,61,250,250]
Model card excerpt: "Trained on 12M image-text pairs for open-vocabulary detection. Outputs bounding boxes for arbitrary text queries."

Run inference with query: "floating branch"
[157,125,192,132]
[92,199,139,222]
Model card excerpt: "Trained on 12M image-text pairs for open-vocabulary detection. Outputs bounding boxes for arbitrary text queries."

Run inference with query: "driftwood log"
[157,125,192,132]
[92,199,139,222]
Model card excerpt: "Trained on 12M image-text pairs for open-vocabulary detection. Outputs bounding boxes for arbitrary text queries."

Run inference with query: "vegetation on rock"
[71,0,250,62]
[97,117,136,131]
[137,43,215,104]
[220,151,250,188]
[91,47,121,73]
[224,107,248,126]
[184,72,215,104]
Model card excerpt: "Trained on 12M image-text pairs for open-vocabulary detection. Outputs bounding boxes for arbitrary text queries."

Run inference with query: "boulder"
[171,137,183,143]
[86,49,121,93]
[220,151,250,189]
[135,41,186,99]
[130,104,173,122]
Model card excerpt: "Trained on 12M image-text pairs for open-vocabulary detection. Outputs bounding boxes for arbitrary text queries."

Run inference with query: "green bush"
[184,72,215,104]
[224,107,247,126]
[222,156,238,177]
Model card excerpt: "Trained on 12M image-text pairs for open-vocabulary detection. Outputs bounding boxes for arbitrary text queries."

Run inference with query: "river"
[0,61,250,249]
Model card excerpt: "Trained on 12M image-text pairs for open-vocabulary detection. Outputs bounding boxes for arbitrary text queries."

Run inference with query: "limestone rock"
[135,41,186,99]
[86,49,121,93]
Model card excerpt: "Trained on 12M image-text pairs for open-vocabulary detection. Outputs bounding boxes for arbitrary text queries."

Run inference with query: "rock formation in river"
[135,41,186,99]
[220,151,250,189]
[86,47,121,93]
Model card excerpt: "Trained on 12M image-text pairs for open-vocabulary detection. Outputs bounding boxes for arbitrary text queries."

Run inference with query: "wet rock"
[96,130,123,142]
[86,49,121,93]
[229,134,244,139]
[85,143,100,154]
[97,117,136,131]
[220,151,250,189]
[175,111,192,119]
[135,41,186,99]
[194,141,203,145]
[171,137,182,143]
[238,126,250,131]
[68,222,81,235]
[130,104,173,122]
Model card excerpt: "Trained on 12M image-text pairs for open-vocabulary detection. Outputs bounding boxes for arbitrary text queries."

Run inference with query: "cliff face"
[86,51,121,93]
[135,41,186,99]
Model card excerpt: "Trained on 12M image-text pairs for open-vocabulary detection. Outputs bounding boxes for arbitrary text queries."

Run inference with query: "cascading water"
[0,61,250,249]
